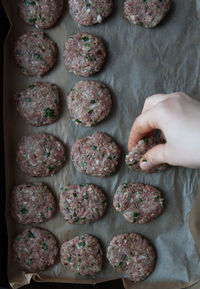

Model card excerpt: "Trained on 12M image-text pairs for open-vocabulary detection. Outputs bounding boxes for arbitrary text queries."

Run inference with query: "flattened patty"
[71,132,121,177]
[18,0,64,29]
[59,184,107,224]
[13,228,58,272]
[113,183,164,224]
[69,0,113,26]
[14,31,57,76]
[63,32,106,77]
[124,0,171,28]
[10,183,56,224]
[125,134,169,173]
[15,82,60,127]
[67,80,112,127]
[16,133,66,177]
[60,234,103,276]
[107,233,156,282]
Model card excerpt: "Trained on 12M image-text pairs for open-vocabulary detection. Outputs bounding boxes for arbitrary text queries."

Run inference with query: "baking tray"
[1,1,200,289]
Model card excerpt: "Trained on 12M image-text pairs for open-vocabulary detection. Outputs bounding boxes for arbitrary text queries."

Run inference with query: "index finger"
[128,108,159,151]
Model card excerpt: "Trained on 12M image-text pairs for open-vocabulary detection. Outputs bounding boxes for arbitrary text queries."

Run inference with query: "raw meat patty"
[10,183,56,224]
[69,0,113,26]
[113,183,164,224]
[18,0,64,29]
[107,233,156,282]
[71,132,121,177]
[15,82,60,127]
[63,32,106,77]
[13,227,58,272]
[59,184,107,224]
[124,0,171,28]
[67,80,112,127]
[14,31,57,76]
[125,134,169,173]
[16,133,66,177]
[60,234,103,276]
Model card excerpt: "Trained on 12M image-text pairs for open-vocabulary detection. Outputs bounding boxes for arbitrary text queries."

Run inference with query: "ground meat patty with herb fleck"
[113,183,164,224]
[10,183,56,224]
[107,233,156,282]
[15,82,59,127]
[16,133,66,177]
[63,32,106,77]
[67,80,112,127]
[71,132,120,177]
[18,0,64,29]
[124,0,171,28]
[69,0,113,26]
[14,31,57,76]
[13,228,58,272]
[60,234,103,276]
[125,134,169,173]
[59,184,106,224]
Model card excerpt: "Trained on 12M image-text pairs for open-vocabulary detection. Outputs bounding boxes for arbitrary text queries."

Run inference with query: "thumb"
[139,143,169,172]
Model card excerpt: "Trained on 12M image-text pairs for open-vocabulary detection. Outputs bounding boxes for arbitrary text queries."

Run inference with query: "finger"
[128,108,159,151]
[139,143,168,171]
[142,93,170,113]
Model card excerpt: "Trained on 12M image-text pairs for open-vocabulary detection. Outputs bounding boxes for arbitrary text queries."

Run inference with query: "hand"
[128,92,200,171]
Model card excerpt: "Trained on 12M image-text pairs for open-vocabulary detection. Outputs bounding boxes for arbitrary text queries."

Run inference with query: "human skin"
[128,92,200,171]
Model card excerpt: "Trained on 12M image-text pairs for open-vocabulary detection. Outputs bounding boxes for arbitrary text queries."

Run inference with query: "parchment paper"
[3,0,200,288]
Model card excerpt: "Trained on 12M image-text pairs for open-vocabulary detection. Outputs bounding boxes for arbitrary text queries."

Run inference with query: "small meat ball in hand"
[128,92,200,172]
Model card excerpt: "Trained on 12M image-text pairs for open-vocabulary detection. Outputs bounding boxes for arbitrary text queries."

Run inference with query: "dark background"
[0,2,124,289]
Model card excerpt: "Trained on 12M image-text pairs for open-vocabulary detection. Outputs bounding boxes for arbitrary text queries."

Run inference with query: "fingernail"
[140,159,153,171]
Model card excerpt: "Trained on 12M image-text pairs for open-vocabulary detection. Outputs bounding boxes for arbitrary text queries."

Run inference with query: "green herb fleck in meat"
[40,17,45,23]
[75,119,82,124]
[92,145,98,151]
[42,243,48,250]
[134,212,140,217]
[142,137,149,145]
[102,200,106,204]
[88,109,93,115]
[34,53,44,61]
[90,100,95,104]
[44,108,57,119]
[82,36,89,42]
[122,254,127,260]
[20,208,28,215]
[27,258,33,264]
[47,207,53,212]
[83,193,88,200]
[123,183,128,189]
[142,159,147,162]
[29,18,36,23]
[26,97,32,102]
[86,3,91,7]
[133,212,140,222]
[78,242,86,247]
[68,257,72,261]
[66,206,70,213]
[119,262,124,268]
[28,84,36,89]
[117,204,120,208]
[107,156,112,160]
[73,193,77,198]
[155,196,160,201]
[27,231,35,238]
[48,165,57,172]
